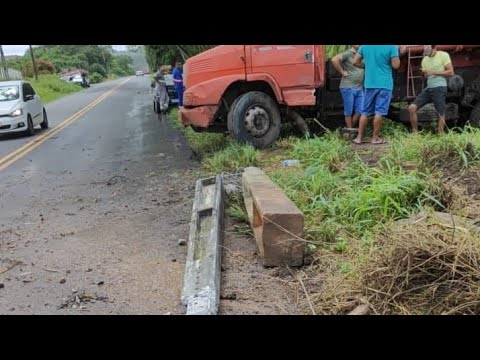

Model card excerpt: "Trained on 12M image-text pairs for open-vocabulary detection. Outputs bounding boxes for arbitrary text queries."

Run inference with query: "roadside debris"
[282,160,301,167]
[224,184,241,194]
[348,304,370,315]
[220,292,237,300]
[59,291,109,310]
[0,258,23,275]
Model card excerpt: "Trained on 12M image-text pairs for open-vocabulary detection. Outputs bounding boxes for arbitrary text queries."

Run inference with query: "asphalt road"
[0,76,199,314]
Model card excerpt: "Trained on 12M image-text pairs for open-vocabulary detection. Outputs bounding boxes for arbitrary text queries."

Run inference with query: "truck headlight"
[10,109,23,117]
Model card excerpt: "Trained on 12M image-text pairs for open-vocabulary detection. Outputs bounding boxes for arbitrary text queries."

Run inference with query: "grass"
[168,101,480,313]
[168,108,229,155]
[266,128,480,314]
[28,75,82,103]
[266,133,444,244]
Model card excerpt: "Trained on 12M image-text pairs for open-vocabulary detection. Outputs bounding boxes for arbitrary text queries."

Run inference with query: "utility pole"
[0,45,9,80]
[29,45,38,80]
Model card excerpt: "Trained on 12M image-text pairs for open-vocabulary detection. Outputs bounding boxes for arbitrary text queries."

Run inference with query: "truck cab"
[180,45,326,148]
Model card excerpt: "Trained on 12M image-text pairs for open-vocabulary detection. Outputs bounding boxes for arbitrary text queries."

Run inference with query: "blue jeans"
[361,88,392,116]
[340,88,364,116]
[175,85,184,107]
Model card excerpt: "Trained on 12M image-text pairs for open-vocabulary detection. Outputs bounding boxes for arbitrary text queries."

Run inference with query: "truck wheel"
[227,96,242,139]
[227,91,281,149]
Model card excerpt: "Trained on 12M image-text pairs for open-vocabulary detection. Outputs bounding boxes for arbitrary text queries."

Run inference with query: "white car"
[0,80,48,136]
[136,70,144,76]
[69,74,89,88]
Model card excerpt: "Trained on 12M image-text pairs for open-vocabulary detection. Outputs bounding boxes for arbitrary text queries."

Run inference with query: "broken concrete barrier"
[181,174,224,315]
[242,167,304,267]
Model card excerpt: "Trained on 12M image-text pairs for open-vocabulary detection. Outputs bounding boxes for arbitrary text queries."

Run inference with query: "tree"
[144,45,215,71]
[88,64,107,78]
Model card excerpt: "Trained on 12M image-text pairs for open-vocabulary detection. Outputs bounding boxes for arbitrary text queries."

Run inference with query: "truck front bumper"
[180,105,219,128]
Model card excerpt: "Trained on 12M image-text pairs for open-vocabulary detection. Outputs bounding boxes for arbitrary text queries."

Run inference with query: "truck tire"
[470,102,480,127]
[227,91,281,149]
[227,96,242,139]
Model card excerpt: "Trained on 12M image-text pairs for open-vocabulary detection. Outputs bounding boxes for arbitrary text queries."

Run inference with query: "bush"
[89,72,104,84]
[88,63,107,78]
[22,59,55,77]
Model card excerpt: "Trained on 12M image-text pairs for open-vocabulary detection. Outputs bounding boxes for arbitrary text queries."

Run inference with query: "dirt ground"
[219,217,305,315]
[0,115,301,315]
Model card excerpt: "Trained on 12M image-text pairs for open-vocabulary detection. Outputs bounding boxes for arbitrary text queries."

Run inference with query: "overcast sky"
[2,45,127,56]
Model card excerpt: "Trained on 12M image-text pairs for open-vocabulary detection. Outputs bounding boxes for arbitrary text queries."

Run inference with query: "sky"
[2,45,127,56]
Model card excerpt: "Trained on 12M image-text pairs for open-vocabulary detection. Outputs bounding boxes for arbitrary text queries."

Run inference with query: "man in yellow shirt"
[408,45,454,134]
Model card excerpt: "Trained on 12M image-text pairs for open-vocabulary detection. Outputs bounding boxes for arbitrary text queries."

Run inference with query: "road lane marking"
[0,77,131,173]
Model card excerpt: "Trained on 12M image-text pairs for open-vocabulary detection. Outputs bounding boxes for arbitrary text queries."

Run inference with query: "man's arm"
[390,45,400,70]
[332,53,348,76]
[355,60,365,69]
[353,53,363,66]
[391,57,400,70]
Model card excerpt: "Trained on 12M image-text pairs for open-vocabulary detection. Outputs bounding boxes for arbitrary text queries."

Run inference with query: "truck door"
[248,45,316,89]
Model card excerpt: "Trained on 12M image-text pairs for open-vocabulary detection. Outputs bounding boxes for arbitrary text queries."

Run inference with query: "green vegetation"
[28,75,81,103]
[6,45,136,83]
[169,102,480,313]
[3,45,143,102]
[144,45,215,70]
[168,108,229,155]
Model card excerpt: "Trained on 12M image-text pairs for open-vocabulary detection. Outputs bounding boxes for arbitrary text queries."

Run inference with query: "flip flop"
[371,139,388,145]
[352,139,362,145]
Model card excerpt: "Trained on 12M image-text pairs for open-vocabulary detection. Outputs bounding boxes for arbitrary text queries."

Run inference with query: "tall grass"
[168,108,229,154]
[380,126,480,169]
[203,143,258,173]
[268,133,443,243]
[28,75,81,103]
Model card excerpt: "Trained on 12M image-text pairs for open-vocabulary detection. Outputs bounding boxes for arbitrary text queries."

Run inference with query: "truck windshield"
[0,85,20,102]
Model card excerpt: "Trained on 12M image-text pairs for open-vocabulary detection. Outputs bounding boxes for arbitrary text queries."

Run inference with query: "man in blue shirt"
[353,45,400,144]
[172,61,184,107]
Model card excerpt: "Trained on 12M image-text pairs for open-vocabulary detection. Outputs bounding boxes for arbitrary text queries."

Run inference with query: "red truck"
[180,45,480,148]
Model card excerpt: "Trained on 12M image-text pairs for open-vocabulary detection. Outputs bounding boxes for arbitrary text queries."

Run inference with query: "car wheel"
[25,115,35,136]
[40,108,49,129]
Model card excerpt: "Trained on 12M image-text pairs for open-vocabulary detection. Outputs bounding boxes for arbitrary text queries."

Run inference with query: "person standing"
[353,45,400,144]
[332,45,365,129]
[172,61,184,107]
[154,71,169,114]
